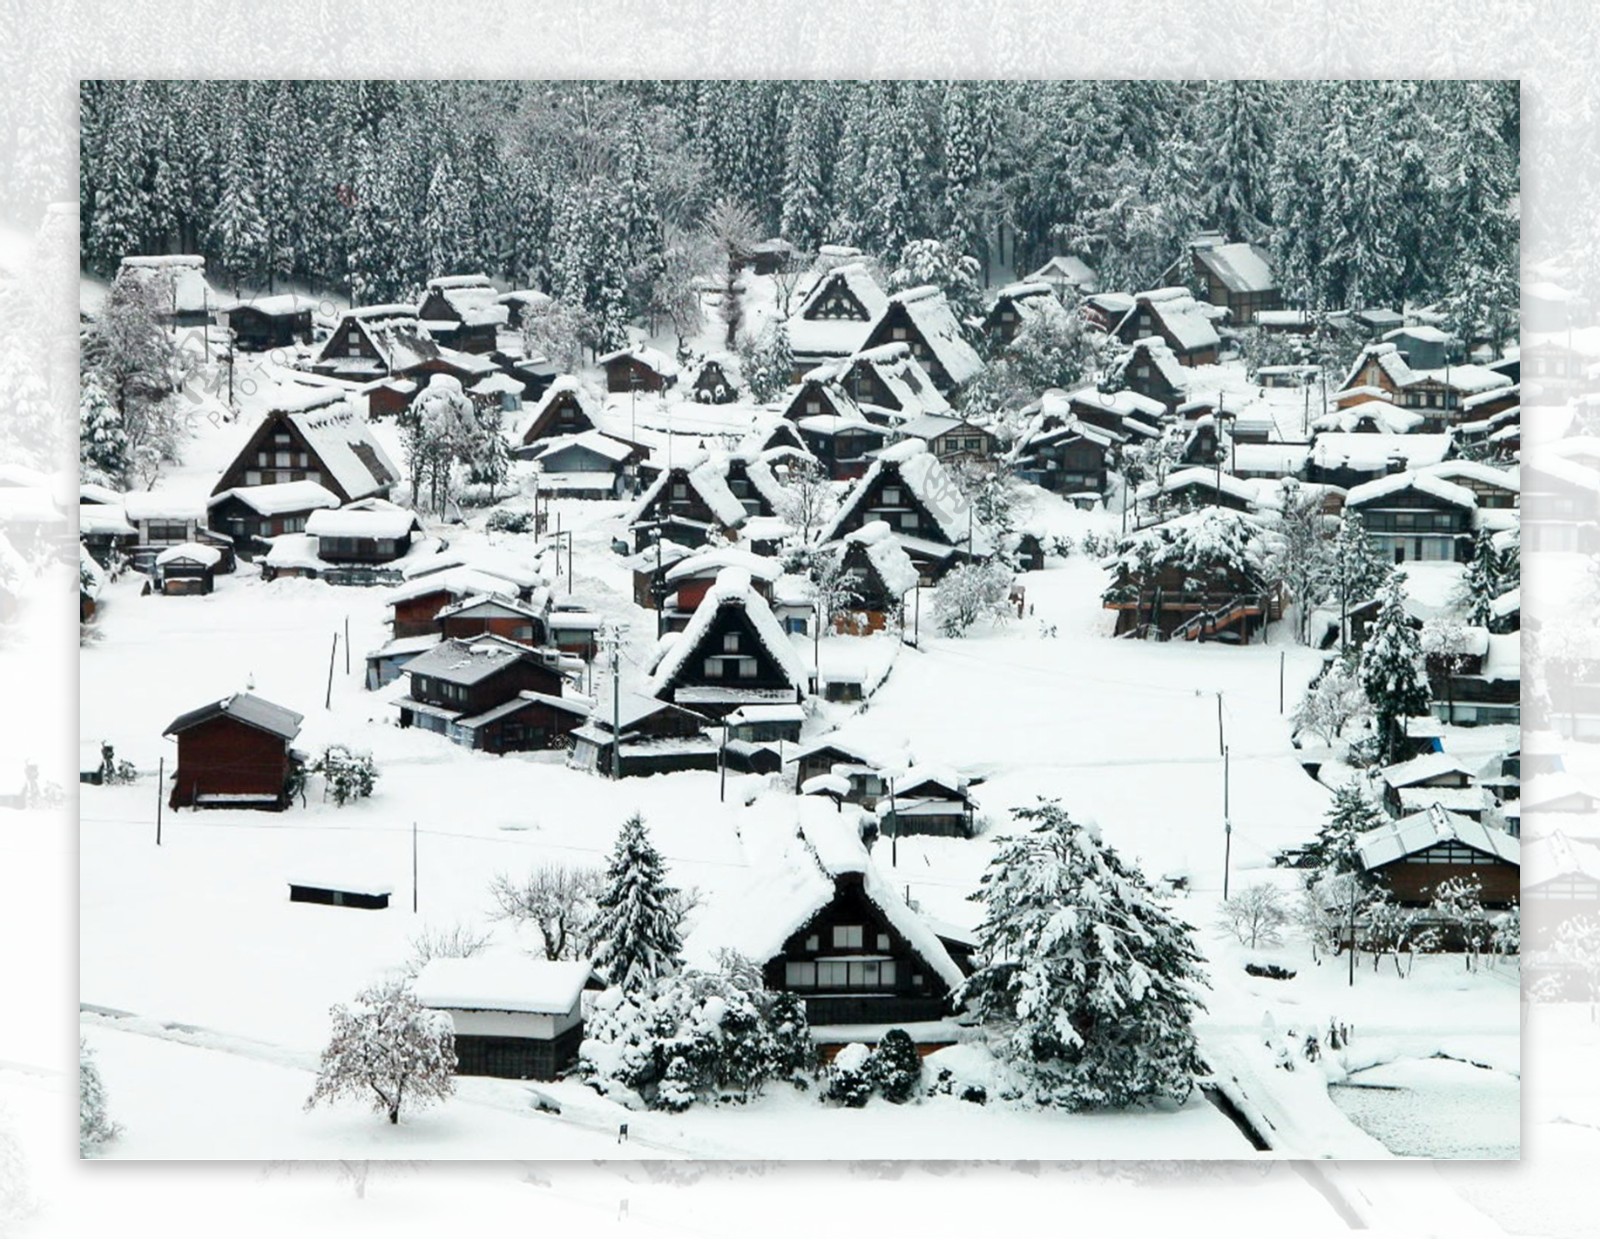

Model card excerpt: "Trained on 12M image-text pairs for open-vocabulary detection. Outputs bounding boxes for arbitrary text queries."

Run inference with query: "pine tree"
[79,374,129,487]
[1191,80,1276,241]
[1359,570,1432,764]
[79,1036,117,1156]
[209,108,267,293]
[1330,510,1387,648]
[779,82,834,251]
[959,799,1207,1110]
[1458,527,1502,627]
[1306,780,1386,878]
[420,151,470,279]
[742,318,793,404]
[87,83,154,270]
[592,814,683,992]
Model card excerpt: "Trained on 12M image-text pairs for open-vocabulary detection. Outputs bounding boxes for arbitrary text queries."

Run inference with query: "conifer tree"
[1306,780,1386,878]
[592,814,683,992]
[960,799,1207,1110]
[1360,570,1432,764]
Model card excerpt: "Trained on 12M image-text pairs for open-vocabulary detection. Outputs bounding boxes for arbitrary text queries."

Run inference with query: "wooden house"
[1103,508,1281,641]
[685,808,969,1026]
[786,262,889,375]
[1354,805,1519,910]
[781,379,890,480]
[734,237,795,275]
[1113,289,1220,366]
[725,702,805,745]
[120,491,235,574]
[662,548,781,627]
[878,769,978,839]
[624,453,749,552]
[416,274,508,354]
[259,502,426,584]
[982,281,1062,344]
[1113,337,1191,413]
[205,480,340,553]
[598,345,678,394]
[435,592,547,646]
[567,692,716,778]
[826,521,920,635]
[1339,343,1514,431]
[648,566,808,719]
[117,255,218,328]
[396,635,575,753]
[792,735,894,801]
[687,354,742,404]
[893,414,999,465]
[1419,461,1519,510]
[858,286,984,395]
[211,392,399,505]
[1190,240,1282,325]
[386,566,540,639]
[818,439,992,584]
[311,304,439,381]
[512,377,598,450]
[163,692,303,810]
[528,431,645,498]
[1023,254,1098,299]
[77,495,138,567]
[1379,753,1490,820]
[809,343,952,425]
[496,289,551,332]
[1428,631,1520,728]
[152,542,222,595]
[1012,419,1118,497]
[412,956,593,1081]
[364,632,443,690]
[224,293,315,352]
[1343,471,1477,564]
[1304,432,1452,490]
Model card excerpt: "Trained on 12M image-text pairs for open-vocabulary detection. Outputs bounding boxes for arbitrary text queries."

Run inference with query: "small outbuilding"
[412,955,594,1080]
[163,691,304,810]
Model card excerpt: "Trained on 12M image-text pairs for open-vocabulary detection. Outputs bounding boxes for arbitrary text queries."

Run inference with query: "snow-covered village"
[68,79,1526,1161]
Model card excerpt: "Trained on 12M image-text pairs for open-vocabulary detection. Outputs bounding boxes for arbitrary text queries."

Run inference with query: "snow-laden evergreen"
[959,800,1208,1110]
[1359,570,1432,764]
[591,814,684,992]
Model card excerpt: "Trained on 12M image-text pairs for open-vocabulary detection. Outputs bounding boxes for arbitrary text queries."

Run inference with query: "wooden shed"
[163,692,304,810]
[412,956,594,1081]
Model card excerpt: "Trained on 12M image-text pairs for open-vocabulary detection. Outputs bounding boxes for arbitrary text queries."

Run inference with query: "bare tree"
[651,227,716,352]
[305,979,456,1126]
[773,455,837,544]
[1290,656,1372,748]
[770,248,815,318]
[406,920,492,976]
[1217,883,1290,949]
[488,863,603,961]
[702,197,760,347]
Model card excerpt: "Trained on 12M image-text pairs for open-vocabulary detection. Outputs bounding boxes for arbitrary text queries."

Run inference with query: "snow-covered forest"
[78,80,1518,338]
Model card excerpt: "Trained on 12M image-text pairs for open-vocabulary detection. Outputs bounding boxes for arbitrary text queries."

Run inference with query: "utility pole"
[155,756,164,846]
[1222,745,1232,901]
[602,622,622,781]
[412,820,419,914]
[719,722,728,803]
[1279,650,1286,714]
[344,615,351,675]
[325,632,338,710]
[888,776,898,868]
[1216,691,1224,756]
[566,530,573,593]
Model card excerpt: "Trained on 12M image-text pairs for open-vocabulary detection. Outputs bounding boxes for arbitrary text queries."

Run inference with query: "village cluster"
[69,79,1528,1159]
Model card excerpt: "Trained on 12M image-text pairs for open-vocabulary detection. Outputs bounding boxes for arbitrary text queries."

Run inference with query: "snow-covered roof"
[597,345,679,378]
[791,263,890,354]
[118,254,217,315]
[1381,752,1477,789]
[1309,433,1452,473]
[1143,466,1262,508]
[1524,832,1600,891]
[650,566,808,696]
[665,546,782,585]
[882,286,984,386]
[625,452,748,530]
[1344,469,1476,510]
[385,566,527,606]
[411,955,591,1016]
[1119,335,1192,392]
[1119,290,1220,355]
[840,520,921,598]
[821,439,991,555]
[1418,461,1519,494]
[121,491,204,522]
[1354,805,1519,871]
[404,635,543,686]
[1025,254,1096,290]
[78,503,135,537]
[280,399,401,501]
[225,292,315,317]
[306,506,419,540]
[154,541,221,568]
[530,428,637,465]
[319,307,439,375]
[163,691,303,741]
[208,481,340,518]
[683,801,965,991]
[1230,443,1310,475]
[1311,401,1425,436]
[1193,242,1276,294]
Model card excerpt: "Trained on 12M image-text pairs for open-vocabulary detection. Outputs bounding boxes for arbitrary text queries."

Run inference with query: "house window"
[899,512,918,530]
[275,452,292,468]
[805,935,819,952]
[882,487,901,505]
[703,657,720,678]
[672,483,688,499]
[876,933,890,951]
[892,326,908,341]
[722,632,741,653]
[737,657,757,678]
[832,925,864,949]
[785,961,817,987]
[245,470,262,486]
[806,398,822,414]
[273,432,291,445]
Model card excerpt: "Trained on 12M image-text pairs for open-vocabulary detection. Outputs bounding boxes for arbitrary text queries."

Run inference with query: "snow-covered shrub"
[306,979,456,1125]
[578,959,814,1110]
[867,1028,921,1103]
[1217,883,1290,949]
[486,505,539,535]
[79,1036,117,1156]
[934,559,1014,637]
[96,742,138,786]
[1431,875,1491,969]
[1491,906,1520,960]
[823,1043,874,1108]
[313,744,377,807]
